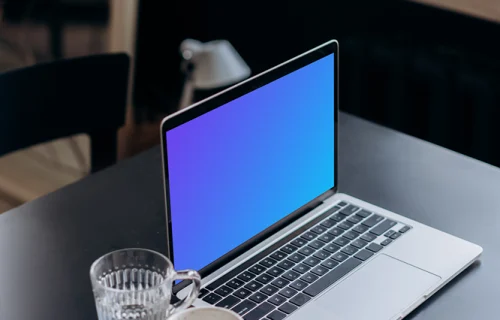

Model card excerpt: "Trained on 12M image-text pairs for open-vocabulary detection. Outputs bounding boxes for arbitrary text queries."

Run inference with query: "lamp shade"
[180,39,251,90]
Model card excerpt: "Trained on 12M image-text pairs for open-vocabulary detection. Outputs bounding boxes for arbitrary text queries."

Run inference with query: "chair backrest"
[0,53,129,172]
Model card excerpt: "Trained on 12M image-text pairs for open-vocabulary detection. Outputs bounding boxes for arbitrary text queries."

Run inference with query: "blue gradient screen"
[166,54,334,271]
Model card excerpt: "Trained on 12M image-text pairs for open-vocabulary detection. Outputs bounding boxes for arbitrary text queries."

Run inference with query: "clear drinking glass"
[90,248,201,320]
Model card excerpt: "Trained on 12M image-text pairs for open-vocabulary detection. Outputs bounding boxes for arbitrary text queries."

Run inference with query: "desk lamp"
[178,39,251,110]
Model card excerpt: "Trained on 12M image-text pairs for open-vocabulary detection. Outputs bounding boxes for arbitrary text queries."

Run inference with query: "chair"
[0,53,129,173]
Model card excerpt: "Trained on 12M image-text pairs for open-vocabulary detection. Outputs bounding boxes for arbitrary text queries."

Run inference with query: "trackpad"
[289,254,441,320]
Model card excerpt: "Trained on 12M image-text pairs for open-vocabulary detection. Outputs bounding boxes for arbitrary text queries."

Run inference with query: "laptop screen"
[165,53,335,272]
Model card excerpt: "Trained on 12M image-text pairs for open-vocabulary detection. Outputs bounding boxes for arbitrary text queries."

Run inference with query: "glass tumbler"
[90,248,201,320]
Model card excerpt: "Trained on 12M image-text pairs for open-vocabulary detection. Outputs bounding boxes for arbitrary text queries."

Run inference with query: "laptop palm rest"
[288,254,441,320]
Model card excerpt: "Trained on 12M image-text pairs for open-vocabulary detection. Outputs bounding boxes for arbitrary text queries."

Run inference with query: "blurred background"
[0,0,499,213]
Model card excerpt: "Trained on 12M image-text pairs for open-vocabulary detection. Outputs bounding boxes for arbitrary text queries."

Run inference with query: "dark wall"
[134,0,500,166]
[3,0,108,23]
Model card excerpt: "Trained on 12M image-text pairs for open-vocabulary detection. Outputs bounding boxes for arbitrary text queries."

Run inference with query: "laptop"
[160,40,482,320]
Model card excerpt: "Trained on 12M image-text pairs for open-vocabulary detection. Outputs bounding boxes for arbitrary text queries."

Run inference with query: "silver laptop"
[160,40,482,320]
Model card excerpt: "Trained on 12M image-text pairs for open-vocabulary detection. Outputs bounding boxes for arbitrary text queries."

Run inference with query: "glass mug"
[90,248,201,320]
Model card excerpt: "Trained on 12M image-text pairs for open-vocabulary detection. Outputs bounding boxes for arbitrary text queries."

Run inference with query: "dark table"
[0,113,498,320]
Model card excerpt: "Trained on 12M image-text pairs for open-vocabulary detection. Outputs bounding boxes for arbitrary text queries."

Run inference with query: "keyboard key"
[298,246,314,256]
[326,205,343,214]
[270,251,287,261]
[243,302,274,320]
[249,292,267,304]
[245,280,264,291]
[330,213,346,222]
[340,204,359,215]
[370,219,397,236]
[366,243,383,252]
[216,295,241,309]
[203,292,223,304]
[320,219,336,228]
[209,269,245,291]
[381,238,392,246]
[338,221,354,230]
[289,279,309,291]
[321,259,339,269]
[267,310,287,320]
[215,285,233,297]
[280,244,298,254]
[313,250,331,260]
[384,230,396,238]
[290,238,307,247]
[328,227,344,237]
[308,240,326,250]
[248,264,266,275]
[301,232,317,241]
[278,302,298,314]
[399,225,411,233]
[303,258,362,297]
[332,252,349,262]
[318,233,335,243]
[347,215,362,224]
[288,253,306,263]
[256,274,274,284]
[227,279,245,289]
[206,280,224,291]
[340,239,357,250]
[292,263,311,274]
[311,265,329,276]
[356,209,371,218]
[277,260,294,270]
[270,277,289,288]
[260,257,278,268]
[267,266,286,277]
[232,300,257,316]
[289,292,311,306]
[261,284,280,295]
[352,224,369,234]
[333,237,349,247]
[338,201,348,207]
[199,288,209,298]
[278,287,297,298]
[341,245,358,255]
[234,288,252,299]
[361,233,377,242]
[268,294,286,306]
[323,243,341,253]
[238,271,256,282]
[351,239,368,249]
[342,231,358,240]
[303,257,321,267]
[362,214,384,227]
[390,232,401,240]
[311,225,327,234]
[300,272,319,283]
[355,249,374,261]
[282,270,301,281]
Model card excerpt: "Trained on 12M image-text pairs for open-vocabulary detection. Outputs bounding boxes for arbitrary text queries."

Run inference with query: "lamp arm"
[178,61,195,110]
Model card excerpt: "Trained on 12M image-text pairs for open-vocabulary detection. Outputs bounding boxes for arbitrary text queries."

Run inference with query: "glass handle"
[171,269,201,312]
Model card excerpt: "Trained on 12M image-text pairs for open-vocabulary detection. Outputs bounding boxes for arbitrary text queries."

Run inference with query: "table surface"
[1,113,499,320]
[412,0,500,24]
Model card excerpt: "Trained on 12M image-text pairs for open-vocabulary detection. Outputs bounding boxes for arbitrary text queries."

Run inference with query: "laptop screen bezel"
[161,40,338,291]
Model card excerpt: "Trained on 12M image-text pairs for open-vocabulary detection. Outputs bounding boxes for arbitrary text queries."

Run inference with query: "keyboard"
[199,201,412,320]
